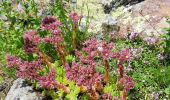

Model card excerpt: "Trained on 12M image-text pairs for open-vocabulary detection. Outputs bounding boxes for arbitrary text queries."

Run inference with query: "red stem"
[37,50,53,68]
[122,90,127,100]
[104,60,109,83]
[118,64,124,79]
[55,43,67,67]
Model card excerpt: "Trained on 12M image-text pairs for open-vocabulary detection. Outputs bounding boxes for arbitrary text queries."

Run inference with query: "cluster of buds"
[41,16,63,44]
[66,62,103,89]
[118,75,135,100]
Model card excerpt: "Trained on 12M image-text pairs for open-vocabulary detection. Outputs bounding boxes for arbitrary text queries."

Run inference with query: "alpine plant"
[6,15,135,100]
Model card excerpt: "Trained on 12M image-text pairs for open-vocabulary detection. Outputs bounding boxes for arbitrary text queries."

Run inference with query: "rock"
[130,0,170,37]
[110,0,170,40]
[5,78,44,100]
[102,0,145,13]
[75,0,170,41]
[102,14,119,34]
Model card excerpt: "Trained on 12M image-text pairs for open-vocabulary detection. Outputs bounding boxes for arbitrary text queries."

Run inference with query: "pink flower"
[102,93,113,100]
[41,16,62,31]
[17,60,42,80]
[38,68,59,89]
[7,55,42,80]
[23,30,41,54]
[6,55,21,68]
[117,49,132,63]
[83,38,114,60]
[52,29,62,35]
[119,75,135,92]
[66,61,103,90]
[43,36,64,44]
[70,12,81,23]
[41,16,64,45]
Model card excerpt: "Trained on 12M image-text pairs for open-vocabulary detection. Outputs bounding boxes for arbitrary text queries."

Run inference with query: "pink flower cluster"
[38,68,59,89]
[66,61,103,90]
[82,38,115,60]
[41,16,64,44]
[117,49,132,64]
[41,16,62,31]
[23,30,41,54]
[102,93,113,100]
[6,55,22,68]
[119,75,135,92]
[69,12,81,24]
[7,55,42,80]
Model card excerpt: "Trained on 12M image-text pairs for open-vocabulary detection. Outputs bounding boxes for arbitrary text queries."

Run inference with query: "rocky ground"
[0,71,14,100]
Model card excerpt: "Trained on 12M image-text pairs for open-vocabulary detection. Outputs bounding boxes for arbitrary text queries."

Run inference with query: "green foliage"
[104,83,120,97]
[0,76,4,84]
[41,61,80,99]
[65,82,80,100]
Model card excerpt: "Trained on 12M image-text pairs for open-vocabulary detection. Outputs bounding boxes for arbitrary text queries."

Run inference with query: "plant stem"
[72,31,77,50]
[55,43,67,67]
[104,60,109,83]
[56,82,70,93]
[72,23,78,50]
[37,51,53,68]
[90,86,99,100]
[118,64,124,79]
[122,90,127,100]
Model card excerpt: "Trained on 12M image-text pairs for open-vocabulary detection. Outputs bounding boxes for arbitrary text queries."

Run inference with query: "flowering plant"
[6,14,135,99]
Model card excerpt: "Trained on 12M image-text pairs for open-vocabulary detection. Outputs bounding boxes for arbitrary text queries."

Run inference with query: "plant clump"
[6,14,135,100]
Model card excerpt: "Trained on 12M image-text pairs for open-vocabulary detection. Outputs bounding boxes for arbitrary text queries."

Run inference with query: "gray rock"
[5,78,44,100]
[103,0,144,13]
[102,14,119,34]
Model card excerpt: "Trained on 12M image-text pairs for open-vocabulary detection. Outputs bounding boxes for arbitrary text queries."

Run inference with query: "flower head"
[43,36,64,44]
[7,55,42,80]
[117,49,132,63]
[66,61,103,90]
[41,16,64,44]
[17,60,42,80]
[23,30,41,54]
[41,16,62,31]
[144,37,158,45]
[82,38,114,60]
[129,32,139,40]
[119,75,135,92]
[38,68,59,89]
[102,93,113,100]
[6,55,21,68]
[70,12,81,23]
